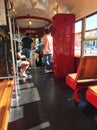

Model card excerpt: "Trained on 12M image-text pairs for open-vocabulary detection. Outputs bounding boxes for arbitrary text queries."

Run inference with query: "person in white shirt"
[41,28,53,73]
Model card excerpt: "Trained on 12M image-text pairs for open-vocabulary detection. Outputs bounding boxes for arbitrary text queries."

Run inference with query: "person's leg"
[45,54,52,70]
[20,61,29,77]
[43,55,47,69]
[44,54,52,73]
[22,48,31,61]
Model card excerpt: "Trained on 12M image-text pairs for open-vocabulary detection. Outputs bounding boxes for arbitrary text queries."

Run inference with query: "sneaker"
[23,73,28,77]
[44,68,47,71]
[20,73,28,77]
[49,70,53,72]
[44,69,53,73]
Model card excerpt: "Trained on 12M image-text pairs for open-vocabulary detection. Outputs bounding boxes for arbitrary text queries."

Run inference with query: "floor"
[8,67,97,130]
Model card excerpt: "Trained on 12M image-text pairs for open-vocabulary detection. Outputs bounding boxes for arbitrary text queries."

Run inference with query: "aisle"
[8,68,97,130]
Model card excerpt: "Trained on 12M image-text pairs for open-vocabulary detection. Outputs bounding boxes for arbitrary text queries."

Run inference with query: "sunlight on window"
[42,0,46,2]
[74,21,82,56]
[84,14,97,56]
[75,21,82,33]
[86,14,97,30]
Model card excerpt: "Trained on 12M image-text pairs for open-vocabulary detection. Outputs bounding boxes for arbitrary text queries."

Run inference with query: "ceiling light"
[54,10,57,15]
[28,20,32,25]
[6,0,13,11]
[53,2,58,14]
[42,0,46,2]
[12,8,15,12]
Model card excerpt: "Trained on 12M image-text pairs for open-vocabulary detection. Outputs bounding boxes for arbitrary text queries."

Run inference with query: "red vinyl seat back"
[66,55,97,102]
[66,56,97,90]
[76,56,97,80]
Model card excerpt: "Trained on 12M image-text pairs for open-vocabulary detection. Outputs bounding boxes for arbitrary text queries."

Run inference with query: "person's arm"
[41,36,46,49]
[17,51,22,59]
[21,38,24,48]
[31,41,35,49]
[40,37,45,55]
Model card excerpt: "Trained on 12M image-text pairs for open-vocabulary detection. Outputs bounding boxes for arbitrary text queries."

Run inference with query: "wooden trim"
[0,80,14,130]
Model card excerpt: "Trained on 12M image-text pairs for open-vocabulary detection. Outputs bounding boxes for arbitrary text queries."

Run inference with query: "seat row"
[66,55,97,108]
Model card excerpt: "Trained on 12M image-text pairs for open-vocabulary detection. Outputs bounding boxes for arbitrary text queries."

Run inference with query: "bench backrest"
[76,56,97,80]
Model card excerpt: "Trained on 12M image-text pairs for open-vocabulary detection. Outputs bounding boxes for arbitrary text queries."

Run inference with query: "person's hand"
[40,51,43,56]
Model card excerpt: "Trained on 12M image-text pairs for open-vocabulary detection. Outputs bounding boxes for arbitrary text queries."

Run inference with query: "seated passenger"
[17,51,29,77]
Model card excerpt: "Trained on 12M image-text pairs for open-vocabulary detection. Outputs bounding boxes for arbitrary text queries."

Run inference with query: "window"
[85,14,97,39]
[84,13,97,55]
[74,20,82,57]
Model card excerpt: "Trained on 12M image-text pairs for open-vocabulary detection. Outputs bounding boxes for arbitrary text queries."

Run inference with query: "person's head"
[44,28,50,35]
[25,32,31,37]
[21,55,27,61]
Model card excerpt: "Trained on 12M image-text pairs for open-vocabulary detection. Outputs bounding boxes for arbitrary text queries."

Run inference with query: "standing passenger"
[21,33,34,64]
[41,28,53,73]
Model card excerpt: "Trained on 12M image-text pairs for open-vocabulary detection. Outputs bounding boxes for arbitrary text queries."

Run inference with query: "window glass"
[84,40,97,55]
[85,30,97,38]
[85,14,97,39]
[75,21,82,33]
[83,13,97,56]
[74,21,82,57]
[86,14,97,30]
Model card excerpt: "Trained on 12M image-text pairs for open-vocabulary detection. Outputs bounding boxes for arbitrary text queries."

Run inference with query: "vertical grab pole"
[8,13,18,99]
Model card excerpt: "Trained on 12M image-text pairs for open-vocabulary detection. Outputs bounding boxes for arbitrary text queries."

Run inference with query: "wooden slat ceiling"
[7,0,97,32]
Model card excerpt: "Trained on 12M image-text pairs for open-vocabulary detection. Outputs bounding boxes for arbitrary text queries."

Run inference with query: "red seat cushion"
[86,86,97,108]
[66,73,77,90]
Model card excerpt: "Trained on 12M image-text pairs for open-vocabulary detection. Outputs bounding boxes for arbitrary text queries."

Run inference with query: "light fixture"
[54,10,57,14]
[6,0,13,11]
[53,2,58,14]
[28,19,32,25]
[12,8,15,12]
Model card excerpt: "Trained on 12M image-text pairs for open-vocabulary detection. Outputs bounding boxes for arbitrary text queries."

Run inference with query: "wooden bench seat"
[66,56,97,102]
[0,80,14,130]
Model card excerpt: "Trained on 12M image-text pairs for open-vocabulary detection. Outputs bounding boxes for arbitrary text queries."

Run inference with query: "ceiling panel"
[5,0,97,36]
[8,0,77,28]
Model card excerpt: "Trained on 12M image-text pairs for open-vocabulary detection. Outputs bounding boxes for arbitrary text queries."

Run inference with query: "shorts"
[22,48,31,59]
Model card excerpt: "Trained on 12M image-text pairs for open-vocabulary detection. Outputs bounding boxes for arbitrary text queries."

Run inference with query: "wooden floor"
[8,67,97,130]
